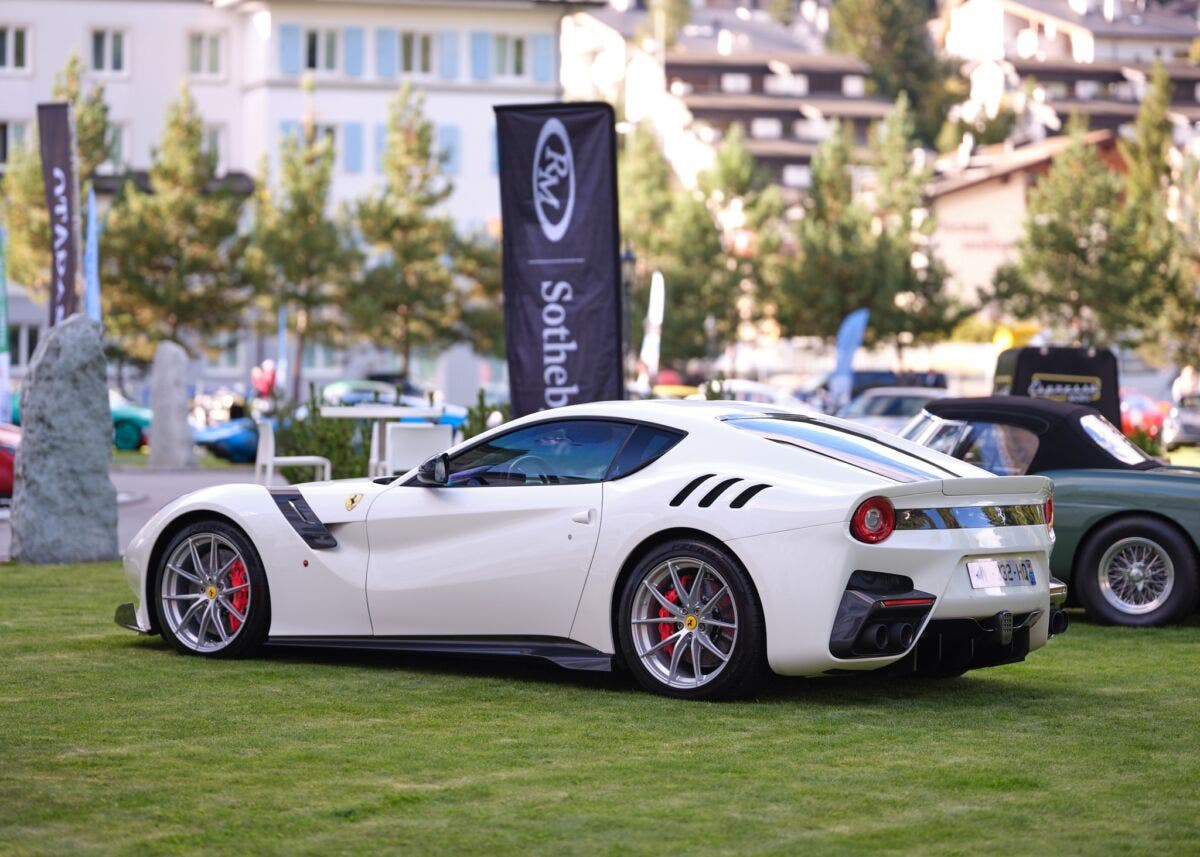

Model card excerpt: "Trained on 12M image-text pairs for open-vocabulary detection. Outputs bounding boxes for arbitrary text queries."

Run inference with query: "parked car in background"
[12,387,152,451]
[705,379,814,412]
[902,396,1200,627]
[1120,388,1168,441]
[0,423,21,499]
[193,417,260,464]
[1163,394,1200,451]
[838,387,952,434]
[320,380,468,429]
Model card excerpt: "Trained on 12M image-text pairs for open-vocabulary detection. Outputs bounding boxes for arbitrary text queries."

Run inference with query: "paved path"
[0,466,282,561]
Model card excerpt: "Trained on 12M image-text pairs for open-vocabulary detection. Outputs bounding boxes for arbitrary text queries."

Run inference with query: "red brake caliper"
[228,559,248,632]
[656,575,692,656]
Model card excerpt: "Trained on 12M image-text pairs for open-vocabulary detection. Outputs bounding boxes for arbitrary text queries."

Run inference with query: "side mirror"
[417,453,449,486]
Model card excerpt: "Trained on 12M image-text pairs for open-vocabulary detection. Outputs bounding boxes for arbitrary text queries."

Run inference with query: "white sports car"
[116,400,1068,699]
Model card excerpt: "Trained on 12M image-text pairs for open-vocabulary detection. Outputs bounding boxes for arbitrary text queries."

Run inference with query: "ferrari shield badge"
[345,493,363,512]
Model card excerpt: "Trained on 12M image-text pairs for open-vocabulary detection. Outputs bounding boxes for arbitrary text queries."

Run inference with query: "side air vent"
[699,477,743,507]
[670,474,715,507]
[269,488,338,549]
[729,483,770,508]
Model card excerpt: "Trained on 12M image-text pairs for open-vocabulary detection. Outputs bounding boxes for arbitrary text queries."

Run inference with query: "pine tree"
[990,117,1156,345]
[245,81,359,400]
[348,83,459,378]
[829,0,957,144]
[452,229,505,359]
[1121,62,1174,212]
[101,84,247,360]
[0,52,112,300]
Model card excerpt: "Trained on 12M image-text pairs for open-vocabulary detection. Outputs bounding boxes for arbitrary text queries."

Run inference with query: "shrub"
[462,389,511,440]
[274,388,370,482]
[1126,427,1165,460]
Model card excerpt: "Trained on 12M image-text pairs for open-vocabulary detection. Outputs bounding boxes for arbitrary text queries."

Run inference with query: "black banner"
[495,102,623,417]
[994,346,1121,426]
[37,102,81,326]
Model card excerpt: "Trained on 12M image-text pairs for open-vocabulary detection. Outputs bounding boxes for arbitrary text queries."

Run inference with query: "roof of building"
[589,3,828,54]
[929,128,1114,198]
[665,51,868,74]
[1005,0,1199,40]
[683,92,893,120]
[1009,57,1200,80]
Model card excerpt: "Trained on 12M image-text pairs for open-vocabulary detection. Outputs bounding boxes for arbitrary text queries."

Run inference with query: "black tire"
[114,420,142,451]
[1074,515,1199,627]
[153,519,271,657]
[616,538,767,700]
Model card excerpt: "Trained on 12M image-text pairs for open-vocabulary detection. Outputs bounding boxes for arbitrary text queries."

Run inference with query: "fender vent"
[729,483,771,508]
[269,488,338,549]
[698,477,743,507]
[669,474,715,506]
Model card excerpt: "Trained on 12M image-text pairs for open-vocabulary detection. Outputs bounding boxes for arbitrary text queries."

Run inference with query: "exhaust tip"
[888,622,914,650]
[1049,608,1069,636]
[864,623,889,651]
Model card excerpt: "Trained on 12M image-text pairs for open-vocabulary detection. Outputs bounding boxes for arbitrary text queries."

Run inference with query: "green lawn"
[2,563,1199,855]
[111,449,238,469]
[1169,446,1200,468]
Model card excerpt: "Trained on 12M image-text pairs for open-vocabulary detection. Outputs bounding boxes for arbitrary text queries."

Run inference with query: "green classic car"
[902,396,1200,627]
[11,388,152,451]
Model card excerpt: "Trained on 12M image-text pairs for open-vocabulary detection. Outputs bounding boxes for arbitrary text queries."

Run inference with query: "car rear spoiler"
[939,476,1050,497]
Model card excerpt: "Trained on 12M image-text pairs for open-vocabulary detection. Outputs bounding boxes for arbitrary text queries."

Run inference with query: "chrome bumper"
[1049,577,1069,607]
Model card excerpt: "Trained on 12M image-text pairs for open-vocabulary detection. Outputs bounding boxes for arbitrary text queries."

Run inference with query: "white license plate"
[967,557,1037,589]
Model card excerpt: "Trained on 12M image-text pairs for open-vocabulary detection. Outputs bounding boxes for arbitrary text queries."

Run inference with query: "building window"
[202,125,223,169]
[91,29,126,73]
[841,75,865,97]
[305,28,338,72]
[764,72,808,96]
[0,120,26,165]
[206,334,241,371]
[493,34,526,78]
[188,32,222,77]
[750,117,782,139]
[302,341,337,369]
[782,164,811,188]
[98,125,125,175]
[400,31,434,75]
[721,73,751,94]
[0,25,28,71]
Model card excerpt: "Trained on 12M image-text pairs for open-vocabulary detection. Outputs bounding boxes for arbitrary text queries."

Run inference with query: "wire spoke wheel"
[629,558,738,690]
[1098,536,1175,616]
[160,532,252,653]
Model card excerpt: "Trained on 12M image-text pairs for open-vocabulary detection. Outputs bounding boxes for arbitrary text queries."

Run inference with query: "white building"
[0,0,582,401]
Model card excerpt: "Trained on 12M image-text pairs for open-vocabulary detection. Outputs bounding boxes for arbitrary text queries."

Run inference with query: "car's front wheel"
[113,420,143,451]
[153,520,271,657]
[1074,516,1199,626]
[617,538,766,700]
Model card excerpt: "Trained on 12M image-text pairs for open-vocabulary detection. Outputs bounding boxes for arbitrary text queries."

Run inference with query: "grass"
[2,563,1199,856]
[111,449,238,469]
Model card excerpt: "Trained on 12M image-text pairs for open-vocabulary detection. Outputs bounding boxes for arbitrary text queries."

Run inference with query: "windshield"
[842,394,931,419]
[1079,414,1150,465]
[725,415,957,483]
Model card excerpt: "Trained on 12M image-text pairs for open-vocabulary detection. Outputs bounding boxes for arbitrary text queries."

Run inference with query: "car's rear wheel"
[1075,516,1199,626]
[114,420,143,451]
[617,538,766,700]
[153,520,270,657]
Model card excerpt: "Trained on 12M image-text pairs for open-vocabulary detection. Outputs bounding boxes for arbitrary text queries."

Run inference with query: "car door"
[365,419,634,638]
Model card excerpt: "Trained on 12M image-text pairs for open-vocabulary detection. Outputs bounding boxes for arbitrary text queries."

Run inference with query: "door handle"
[571,508,597,525]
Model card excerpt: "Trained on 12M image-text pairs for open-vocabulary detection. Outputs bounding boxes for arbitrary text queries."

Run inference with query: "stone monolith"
[147,340,195,469]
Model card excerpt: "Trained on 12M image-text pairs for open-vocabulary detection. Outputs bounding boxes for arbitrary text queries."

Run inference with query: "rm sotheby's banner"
[495,102,623,417]
[37,102,82,327]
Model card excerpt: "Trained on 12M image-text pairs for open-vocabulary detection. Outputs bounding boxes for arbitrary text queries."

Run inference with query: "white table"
[319,404,447,477]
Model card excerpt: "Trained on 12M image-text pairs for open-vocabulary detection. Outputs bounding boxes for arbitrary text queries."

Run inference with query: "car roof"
[856,386,949,398]
[924,395,1155,473]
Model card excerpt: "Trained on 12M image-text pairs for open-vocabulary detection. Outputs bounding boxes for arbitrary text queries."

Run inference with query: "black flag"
[495,102,623,417]
[37,102,82,326]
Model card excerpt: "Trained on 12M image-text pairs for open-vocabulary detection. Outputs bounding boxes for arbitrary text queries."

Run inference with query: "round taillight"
[1044,495,1054,529]
[851,496,895,544]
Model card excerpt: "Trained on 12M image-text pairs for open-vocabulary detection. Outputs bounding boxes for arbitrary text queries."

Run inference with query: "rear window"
[725,416,956,483]
[607,425,684,479]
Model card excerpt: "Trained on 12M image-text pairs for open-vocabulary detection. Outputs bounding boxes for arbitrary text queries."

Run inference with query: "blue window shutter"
[439,30,459,80]
[280,25,301,76]
[376,27,397,78]
[532,34,554,83]
[438,124,460,175]
[344,27,364,77]
[490,125,498,175]
[280,120,301,144]
[344,122,364,174]
[469,32,490,82]
[374,123,387,174]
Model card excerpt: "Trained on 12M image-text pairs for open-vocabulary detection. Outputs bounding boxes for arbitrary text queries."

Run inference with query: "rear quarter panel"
[1045,468,1200,580]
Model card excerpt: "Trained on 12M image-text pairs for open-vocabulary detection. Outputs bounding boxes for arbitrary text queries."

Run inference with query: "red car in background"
[0,423,20,499]
[1120,388,1169,440]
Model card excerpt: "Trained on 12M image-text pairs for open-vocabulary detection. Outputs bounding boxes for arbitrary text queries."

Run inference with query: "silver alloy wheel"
[160,533,252,653]
[629,557,738,690]
[1098,536,1175,616]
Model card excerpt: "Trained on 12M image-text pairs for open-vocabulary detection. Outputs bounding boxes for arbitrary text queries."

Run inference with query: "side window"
[959,422,1040,476]
[447,420,632,486]
[607,425,684,479]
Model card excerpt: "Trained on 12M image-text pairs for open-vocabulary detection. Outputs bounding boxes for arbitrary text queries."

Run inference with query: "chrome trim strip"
[896,503,1046,531]
[1049,577,1069,606]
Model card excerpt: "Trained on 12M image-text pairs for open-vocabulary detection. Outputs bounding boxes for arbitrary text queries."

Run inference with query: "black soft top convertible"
[922,397,1156,474]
